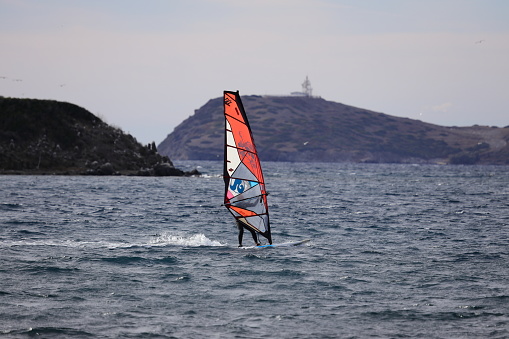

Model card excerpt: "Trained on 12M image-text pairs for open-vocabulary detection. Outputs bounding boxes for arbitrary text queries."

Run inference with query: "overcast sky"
[1,0,508,145]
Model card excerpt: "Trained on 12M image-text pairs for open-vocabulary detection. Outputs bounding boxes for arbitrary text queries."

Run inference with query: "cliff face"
[0,97,189,175]
[158,95,509,165]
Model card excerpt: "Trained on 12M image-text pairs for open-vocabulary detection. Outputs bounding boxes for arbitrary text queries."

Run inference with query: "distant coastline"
[3,95,508,173]
[159,95,509,165]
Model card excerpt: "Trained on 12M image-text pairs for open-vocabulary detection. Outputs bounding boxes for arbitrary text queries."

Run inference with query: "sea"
[1,161,508,338]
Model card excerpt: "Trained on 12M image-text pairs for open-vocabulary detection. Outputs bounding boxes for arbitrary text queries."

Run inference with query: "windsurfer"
[237,220,260,247]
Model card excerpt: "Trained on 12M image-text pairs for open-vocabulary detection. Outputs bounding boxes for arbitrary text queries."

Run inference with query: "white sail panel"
[226,145,241,171]
[231,162,258,182]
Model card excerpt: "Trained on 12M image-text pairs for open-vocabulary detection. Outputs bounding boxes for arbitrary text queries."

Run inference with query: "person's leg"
[237,223,244,247]
[249,229,260,246]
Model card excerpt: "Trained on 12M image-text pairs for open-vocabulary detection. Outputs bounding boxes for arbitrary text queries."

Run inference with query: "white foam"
[150,232,225,247]
[192,173,221,179]
[0,239,144,249]
[1,233,226,249]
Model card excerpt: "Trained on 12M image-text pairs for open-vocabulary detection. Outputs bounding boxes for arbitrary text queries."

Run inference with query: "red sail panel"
[224,96,263,183]
[229,206,257,217]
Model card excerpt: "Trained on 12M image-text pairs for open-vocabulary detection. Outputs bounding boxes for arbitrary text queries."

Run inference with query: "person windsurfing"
[236,219,260,247]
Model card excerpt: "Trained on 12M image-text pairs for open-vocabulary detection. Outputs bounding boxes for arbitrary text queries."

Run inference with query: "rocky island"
[159,95,509,165]
[0,97,199,176]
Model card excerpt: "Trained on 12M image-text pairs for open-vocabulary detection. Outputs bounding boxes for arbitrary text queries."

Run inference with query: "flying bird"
[475,39,485,44]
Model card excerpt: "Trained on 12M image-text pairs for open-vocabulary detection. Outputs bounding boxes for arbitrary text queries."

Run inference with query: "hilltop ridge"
[159,95,509,165]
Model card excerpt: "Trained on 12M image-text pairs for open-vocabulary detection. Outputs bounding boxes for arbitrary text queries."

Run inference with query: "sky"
[1,0,508,145]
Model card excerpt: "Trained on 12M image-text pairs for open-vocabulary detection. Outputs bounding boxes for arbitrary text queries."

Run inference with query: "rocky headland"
[0,97,199,176]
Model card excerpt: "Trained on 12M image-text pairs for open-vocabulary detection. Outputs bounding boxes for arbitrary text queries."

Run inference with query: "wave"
[150,232,226,247]
[1,233,226,249]
[2,327,93,337]
[0,239,139,249]
[0,202,23,210]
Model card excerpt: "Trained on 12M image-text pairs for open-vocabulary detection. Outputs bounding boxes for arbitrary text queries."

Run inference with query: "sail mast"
[223,91,272,244]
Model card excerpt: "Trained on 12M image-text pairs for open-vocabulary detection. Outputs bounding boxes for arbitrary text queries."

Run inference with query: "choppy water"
[1,162,508,338]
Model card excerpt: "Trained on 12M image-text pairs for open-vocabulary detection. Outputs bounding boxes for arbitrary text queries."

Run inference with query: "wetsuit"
[237,220,260,247]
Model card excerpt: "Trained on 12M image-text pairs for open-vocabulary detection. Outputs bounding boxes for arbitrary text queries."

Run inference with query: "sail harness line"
[225,145,257,157]
[222,193,269,206]
[225,194,268,206]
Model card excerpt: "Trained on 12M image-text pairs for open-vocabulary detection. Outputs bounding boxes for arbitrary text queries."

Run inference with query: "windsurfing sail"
[223,90,272,244]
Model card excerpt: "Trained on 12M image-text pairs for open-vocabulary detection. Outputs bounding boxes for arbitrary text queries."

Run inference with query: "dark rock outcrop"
[158,95,509,165]
[0,97,200,176]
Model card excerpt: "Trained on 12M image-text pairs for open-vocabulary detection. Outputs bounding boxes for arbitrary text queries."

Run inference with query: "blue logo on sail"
[230,179,245,193]
[230,179,258,194]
